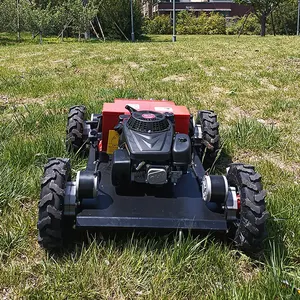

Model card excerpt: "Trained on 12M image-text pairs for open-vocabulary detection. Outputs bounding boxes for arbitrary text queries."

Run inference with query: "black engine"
[111,109,191,186]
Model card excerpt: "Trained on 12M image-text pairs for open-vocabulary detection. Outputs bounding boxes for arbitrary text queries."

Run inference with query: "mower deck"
[76,159,228,231]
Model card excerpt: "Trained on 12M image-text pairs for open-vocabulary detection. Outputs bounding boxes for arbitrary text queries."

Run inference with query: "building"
[142,0,250,18]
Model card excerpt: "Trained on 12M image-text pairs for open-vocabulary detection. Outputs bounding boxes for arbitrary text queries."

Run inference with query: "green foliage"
[0,0,143,41]
[234,0,282,15]
[227,1,298,36]
[97,0,143,40]
[0,0,16,32]
[270,0,298,35]
[144,12,226,35]
[143,15,172,34]
[0,0,27,39]
[226,14,261,35]
[234,0,288,36]
[204,13,226,35]
[177,11,226,35]
[68,0,98,38]
[23,2,53,42]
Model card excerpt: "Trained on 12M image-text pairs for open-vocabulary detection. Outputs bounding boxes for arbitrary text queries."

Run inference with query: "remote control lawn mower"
[37,99,268,252]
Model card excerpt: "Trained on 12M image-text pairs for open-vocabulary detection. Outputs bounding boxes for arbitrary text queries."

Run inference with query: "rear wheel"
[196,110,220,168]
[66,105,87,154]
[37,158,72,250]
[226,163,268,253]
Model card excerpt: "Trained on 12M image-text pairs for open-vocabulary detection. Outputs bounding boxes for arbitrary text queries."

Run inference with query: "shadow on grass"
[0,37,22,46]
[48,228,231,261]
[46,208,285,267]
[263,216,289,264]
[209,147,233,175]
[0,34,173,46]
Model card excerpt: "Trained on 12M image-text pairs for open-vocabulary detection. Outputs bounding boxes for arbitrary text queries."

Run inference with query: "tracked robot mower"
[38,99,268,252]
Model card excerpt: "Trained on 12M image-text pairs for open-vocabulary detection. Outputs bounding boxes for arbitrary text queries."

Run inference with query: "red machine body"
[102,99,190,152]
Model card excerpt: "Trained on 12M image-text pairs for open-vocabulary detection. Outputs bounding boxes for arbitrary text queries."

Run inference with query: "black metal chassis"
[72,120,229,232]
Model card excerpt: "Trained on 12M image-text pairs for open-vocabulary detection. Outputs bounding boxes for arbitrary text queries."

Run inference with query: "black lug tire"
[66,105,86,153]
[37,158,71,250]
[196,110,220,167]
[226,163,269,253]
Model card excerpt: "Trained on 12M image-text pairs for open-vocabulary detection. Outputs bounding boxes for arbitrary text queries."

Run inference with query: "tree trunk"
[271,11,276,36]
[39,32,43,44]
[16,0,21,42]
[261,13,267,37]
[82,0,90,40]
[84,29,90,40]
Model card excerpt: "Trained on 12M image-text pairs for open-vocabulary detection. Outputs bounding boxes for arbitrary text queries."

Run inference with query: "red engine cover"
[102,99,190,152]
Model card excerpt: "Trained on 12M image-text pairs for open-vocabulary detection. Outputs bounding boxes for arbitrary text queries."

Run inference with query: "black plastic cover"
[111,149,131,186]
[123,122,173,161]
[172,134,192,165]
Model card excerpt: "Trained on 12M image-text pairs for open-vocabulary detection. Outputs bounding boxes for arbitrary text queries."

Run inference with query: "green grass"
[0,34,300,299]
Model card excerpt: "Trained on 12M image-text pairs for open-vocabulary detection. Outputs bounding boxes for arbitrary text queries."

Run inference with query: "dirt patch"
[211,86,225,95]
[234,151,300,182]
[237,259,260,282]
[11,97,50,106]
[1,288,13,300]
[285,57,300,67]
[198,64,213,77]
[260,78,278,91]
[261,154,300,176]
[128,62,140,69]
[128,62,146,72]
[162,75,188,82]
[0,95,9,109]
[111,75,125,86]
[223,105,252,122]
[0,95,58,111]
[52,59,66,63]
[257,118,281,127]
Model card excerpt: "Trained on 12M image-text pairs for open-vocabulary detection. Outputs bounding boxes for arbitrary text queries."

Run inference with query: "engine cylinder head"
[127,110,170,133]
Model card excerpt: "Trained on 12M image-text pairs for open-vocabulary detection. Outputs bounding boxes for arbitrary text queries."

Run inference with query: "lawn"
[0,34,300,299]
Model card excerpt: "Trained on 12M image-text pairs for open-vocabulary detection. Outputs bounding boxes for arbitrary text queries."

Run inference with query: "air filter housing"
[126,111,170,133]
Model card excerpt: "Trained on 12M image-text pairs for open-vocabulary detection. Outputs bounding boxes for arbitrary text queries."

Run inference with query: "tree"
[97,0,143,40]
[0,0,26,41]
[235,0,286,36]
[23,2,53,43]
[271,0,298,35]
[71,0,98,41]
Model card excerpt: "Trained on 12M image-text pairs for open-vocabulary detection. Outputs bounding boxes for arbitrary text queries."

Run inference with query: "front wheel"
[226,163,269,253]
